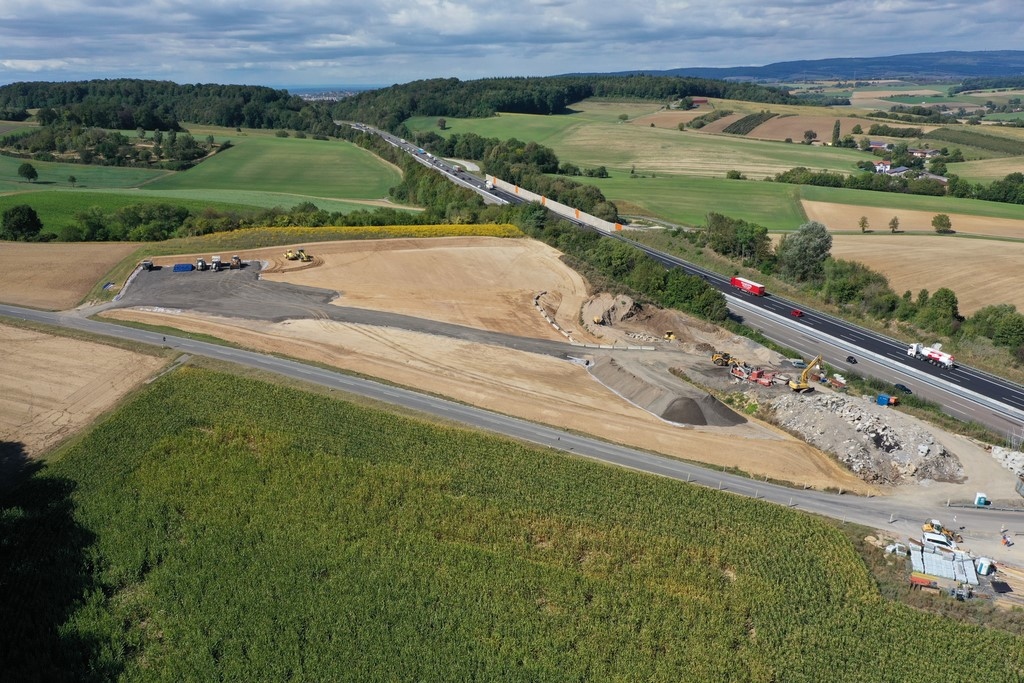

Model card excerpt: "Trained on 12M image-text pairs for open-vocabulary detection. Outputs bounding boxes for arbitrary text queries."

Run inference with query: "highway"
[351,121,1024,438]
[3,302,1022,548]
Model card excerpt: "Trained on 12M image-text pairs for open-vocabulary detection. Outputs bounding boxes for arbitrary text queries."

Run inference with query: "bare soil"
[0,242,140,309]
[0,323,166,469]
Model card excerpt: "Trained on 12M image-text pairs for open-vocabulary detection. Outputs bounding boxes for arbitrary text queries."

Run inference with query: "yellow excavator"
[788,354,823,392]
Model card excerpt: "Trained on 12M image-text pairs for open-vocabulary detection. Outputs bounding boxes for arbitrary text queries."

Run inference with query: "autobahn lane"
[3,302,1021,543]
[620,235,1024,434]
[353,121,1024,433]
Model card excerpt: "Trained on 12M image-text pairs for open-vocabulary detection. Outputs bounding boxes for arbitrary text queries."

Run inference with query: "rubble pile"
[989,446,1024,477]
[770,392,965,485]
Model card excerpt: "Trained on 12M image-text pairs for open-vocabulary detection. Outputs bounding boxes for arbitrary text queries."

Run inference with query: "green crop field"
[3,367,1021,680]
[581,175,808,231]
[146,136,401,200]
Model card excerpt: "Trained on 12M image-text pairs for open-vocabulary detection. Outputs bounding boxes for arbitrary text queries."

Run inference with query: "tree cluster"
[0,79,339,135]
[1,123,215,168]
[773,166,946,197]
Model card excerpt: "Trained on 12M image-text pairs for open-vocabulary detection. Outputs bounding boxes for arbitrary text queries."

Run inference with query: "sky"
[1,0,1022,89]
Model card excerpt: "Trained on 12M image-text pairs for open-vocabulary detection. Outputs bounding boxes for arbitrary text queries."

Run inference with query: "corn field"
[2,368,1021,681]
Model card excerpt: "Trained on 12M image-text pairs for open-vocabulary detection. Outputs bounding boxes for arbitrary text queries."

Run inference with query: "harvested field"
[0,242,140,309]
[829,233,1024,314]
[745,115,900,141]
[803,199,1024,239]
[0,323,166,472]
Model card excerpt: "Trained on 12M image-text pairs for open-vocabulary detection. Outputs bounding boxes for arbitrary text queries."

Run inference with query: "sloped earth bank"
[100,314,871,494]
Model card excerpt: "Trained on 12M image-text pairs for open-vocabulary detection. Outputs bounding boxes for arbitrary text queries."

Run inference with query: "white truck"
[907,342,954,369]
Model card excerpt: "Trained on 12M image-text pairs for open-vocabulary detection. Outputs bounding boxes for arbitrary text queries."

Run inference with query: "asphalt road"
[351,121,1024,437]
[3,301,1022,548]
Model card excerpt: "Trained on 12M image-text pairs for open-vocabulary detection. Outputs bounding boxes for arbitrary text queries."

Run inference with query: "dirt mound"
[588,356,744,426]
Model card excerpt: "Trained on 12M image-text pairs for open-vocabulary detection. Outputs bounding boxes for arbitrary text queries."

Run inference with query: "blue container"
[172,263,194,272]
[877,394,890,406]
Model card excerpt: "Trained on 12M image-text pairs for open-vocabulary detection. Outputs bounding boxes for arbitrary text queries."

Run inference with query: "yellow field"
[829,233,1024,314]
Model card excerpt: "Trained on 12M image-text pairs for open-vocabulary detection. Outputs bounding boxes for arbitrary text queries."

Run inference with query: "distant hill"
[582,51,1024,82]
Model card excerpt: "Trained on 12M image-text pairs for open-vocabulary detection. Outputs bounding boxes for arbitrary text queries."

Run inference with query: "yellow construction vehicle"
[922,519,962,543]
[711,351,732,366]
[592,316,603,325]
[788,354,823,392]
[285,249,299,260]
[664,331,676,341]
[297,248,313,262]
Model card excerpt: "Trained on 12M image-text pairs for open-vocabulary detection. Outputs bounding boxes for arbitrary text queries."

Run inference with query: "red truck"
[729,276,765,296]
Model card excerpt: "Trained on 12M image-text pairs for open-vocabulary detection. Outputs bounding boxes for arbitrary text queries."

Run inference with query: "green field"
[146,136,400,200]
[0,153,170,194]
[583,175,808,231]
[408,104,867,180]
[3,367,1021,680]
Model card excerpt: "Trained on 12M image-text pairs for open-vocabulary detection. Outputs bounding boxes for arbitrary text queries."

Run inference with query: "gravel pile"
[770,391,964,485]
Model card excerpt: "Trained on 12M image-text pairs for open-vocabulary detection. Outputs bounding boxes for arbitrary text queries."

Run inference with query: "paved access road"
[3,301,1021,550]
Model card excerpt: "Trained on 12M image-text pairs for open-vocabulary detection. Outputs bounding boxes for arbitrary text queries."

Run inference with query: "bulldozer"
[711,351,733,366]
[297,248,313,262]
[788,354,823,392]
[285,249,299,260]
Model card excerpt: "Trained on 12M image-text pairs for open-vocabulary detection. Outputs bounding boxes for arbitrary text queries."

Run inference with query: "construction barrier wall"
[486,175,622,234]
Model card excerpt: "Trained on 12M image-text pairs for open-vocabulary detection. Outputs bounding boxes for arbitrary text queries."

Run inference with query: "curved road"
[3,302,1021,550]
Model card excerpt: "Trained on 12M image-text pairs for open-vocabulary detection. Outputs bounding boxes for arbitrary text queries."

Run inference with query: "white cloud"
[0,0,1021,86]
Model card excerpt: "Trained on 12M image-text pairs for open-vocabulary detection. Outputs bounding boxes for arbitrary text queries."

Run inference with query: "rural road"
[4,301,1023,556]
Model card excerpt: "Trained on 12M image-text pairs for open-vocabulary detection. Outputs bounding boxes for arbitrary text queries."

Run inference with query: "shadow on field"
[0,442,115,681]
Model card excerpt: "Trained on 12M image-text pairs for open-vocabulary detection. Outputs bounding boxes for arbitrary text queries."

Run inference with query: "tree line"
[330,75,808,130]
[689,212,1024,361]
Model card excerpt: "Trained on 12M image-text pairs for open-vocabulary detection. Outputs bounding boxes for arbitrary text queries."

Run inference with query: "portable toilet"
[976,557,994,576]
[877,394,890,406]
[975,492,989,507]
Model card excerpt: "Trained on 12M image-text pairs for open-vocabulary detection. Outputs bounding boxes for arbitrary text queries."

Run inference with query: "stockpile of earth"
[588,356,745,427]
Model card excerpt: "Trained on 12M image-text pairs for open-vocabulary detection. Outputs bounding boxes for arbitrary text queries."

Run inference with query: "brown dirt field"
[102,307,873,494]
[696,113,744,134]
[829,233,1024,314]
[0,242,141,310]
[257,236,600,342]
[0,323,166,463]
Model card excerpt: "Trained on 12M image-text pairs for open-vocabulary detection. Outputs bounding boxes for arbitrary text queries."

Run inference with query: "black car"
[846,355,857,364]
[894,383,912,394]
